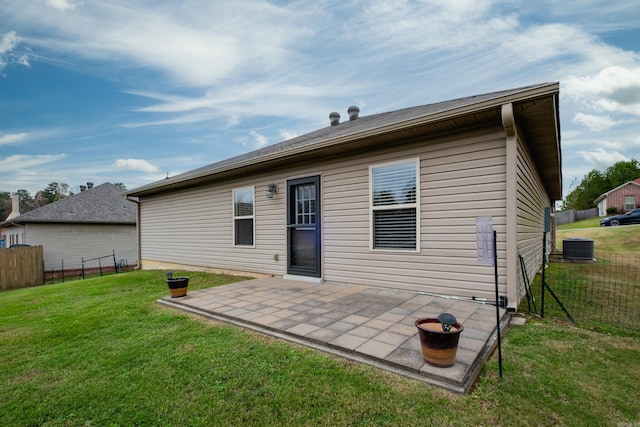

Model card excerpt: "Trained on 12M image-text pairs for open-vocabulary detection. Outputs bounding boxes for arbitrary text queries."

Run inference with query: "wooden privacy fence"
[0,246,45,291]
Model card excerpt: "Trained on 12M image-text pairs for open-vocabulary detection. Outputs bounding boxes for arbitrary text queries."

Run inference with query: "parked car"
[600,208,640,226]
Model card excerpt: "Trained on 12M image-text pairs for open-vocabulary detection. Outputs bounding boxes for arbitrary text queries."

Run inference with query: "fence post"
[113,249,118,274]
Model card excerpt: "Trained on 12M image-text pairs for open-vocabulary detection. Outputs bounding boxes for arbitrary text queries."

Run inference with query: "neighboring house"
[0,182,138,272]
[594,178,640,216]
[125,83,561,312]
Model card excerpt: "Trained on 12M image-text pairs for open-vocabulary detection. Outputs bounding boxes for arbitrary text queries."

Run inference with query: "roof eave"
[1,220,135,226]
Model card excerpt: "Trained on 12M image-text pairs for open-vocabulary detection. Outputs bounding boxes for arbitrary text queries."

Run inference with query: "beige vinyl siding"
[140,175,288,276]
[515,133,551,306]
[25,223,137,271]
[140,126,508,299]
[323,126,507,299]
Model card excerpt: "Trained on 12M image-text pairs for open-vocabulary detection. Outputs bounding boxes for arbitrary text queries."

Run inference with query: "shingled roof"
[126,82,561,199]
[0,182,136,226]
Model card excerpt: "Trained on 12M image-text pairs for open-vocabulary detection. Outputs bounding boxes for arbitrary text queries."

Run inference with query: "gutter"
[126,196,142,270]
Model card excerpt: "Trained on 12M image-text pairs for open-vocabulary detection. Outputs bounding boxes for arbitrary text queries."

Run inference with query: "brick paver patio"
[158,277,510,393]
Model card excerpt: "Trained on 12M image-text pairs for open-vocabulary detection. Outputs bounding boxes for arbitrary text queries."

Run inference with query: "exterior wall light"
[266,183,278,198]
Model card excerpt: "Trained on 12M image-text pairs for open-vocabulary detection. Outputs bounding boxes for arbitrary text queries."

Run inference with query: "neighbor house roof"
[594,179,640,204]
[0,183,136,226]
[126,82,561,199]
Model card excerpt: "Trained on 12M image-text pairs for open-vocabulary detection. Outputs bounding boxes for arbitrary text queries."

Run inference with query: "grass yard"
[557,219,640,253]
[530,220,640,334]
[1,270,639,426]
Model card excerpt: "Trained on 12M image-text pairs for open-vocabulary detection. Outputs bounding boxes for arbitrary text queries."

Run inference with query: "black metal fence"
[528,252,640,333]
[46,249,133,284]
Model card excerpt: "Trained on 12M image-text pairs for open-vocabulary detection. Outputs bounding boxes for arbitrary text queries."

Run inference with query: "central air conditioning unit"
[562,238,595,260]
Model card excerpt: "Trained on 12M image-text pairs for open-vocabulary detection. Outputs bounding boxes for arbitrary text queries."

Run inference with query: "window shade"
[373,209,416,248]
[371,160,418,250]
[372,162,416,206]
[235,218,254,246]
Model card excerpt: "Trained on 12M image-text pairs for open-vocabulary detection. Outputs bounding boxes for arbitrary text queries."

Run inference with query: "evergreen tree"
[39,182,70,205]
[0,192,11,220]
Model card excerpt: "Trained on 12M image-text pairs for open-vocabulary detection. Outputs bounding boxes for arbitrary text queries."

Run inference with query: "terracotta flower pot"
[415,317,464,367]
[167,277,189,298]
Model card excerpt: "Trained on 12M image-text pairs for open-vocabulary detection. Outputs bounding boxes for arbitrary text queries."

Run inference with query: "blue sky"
[1,0,639,199]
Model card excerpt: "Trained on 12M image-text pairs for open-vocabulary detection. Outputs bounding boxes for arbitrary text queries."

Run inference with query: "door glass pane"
[294,184,316,224]
[235,218,254,246]
[291,229,316,268]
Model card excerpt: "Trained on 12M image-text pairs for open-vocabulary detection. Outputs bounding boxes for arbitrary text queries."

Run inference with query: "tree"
[15,190,37,213]
[0,191,10,220]
[113,183,127,190]
[605,159,640,188]
[564,159,640,210]
[564,169,607,210]
[38,182,71,205]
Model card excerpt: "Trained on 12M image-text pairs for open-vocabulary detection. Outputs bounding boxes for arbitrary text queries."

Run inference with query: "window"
[370,159,419,251]
[233,187,254,246]
[625,196,635,211]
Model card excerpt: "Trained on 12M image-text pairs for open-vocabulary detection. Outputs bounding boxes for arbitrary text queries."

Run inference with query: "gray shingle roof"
[173,83,551,177]
[0,183,136,225]
[126,82,561,197]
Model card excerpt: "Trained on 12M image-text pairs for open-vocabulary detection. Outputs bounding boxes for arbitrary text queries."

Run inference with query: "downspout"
[501,103,518,312]
[126,196,142,270]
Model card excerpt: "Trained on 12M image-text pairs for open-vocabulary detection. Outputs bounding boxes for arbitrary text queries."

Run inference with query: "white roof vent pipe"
[329,112,340,126]
[348,106,360,121]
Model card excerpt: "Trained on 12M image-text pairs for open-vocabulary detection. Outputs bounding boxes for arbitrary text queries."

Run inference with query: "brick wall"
[606,182,640,213]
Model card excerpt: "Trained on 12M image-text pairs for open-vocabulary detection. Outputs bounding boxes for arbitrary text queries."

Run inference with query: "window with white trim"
[625,196,635,211]
[370,159,419,251]
[233,187,254,246]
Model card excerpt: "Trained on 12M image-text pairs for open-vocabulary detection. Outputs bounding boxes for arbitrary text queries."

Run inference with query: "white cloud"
[2,0,640,200]
[279,129,298,141]
[0,154,66,172]
[114,158,158,173]
[0,31,18,55]
[572,113,616,131]
[237,130,271,150]
[0,132,28,145]
[503,24,595,63]
[248,131,268,149]
[4,1,303,88]
[0,31,30,71]
[45,0,80,12]
[578,148,628,170]
[565,66,640,116]
[600,140,624,151]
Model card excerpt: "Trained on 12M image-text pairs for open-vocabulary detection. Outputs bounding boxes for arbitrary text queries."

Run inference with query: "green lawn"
[557,217,640,253]
[1,270,639,426]
[556,216,602,230]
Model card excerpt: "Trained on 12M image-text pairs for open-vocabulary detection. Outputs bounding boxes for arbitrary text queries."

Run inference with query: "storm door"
[287,176,321,277]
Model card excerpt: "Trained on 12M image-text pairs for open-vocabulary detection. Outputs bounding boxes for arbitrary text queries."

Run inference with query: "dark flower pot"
[415,318,464,367]
[167,277,189,298]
